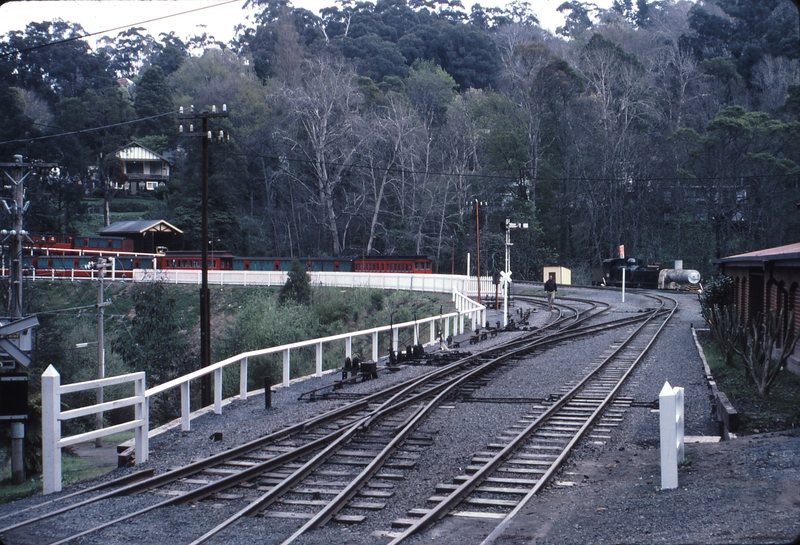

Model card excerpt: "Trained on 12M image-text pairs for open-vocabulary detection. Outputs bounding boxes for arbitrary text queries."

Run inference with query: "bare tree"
[278,56,365,256]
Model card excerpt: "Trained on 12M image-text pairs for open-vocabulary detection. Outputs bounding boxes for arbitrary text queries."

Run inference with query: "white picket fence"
[659,380,685,489]
[40,288,485,493]
[41,366,148,494]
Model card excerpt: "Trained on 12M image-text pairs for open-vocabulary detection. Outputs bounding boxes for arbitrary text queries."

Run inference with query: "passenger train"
[15,234,434,278]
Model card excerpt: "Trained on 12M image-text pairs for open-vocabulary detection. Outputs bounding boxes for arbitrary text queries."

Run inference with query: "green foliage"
[112,282,194,421]
[109,199,151,213]
[733,310,800,397]
[279,260,312,305]
[703,330,800,433]
[133,65,175,144]
[699,275,734,320]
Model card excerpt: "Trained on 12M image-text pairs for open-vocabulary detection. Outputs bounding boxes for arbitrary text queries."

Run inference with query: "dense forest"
[2,0,800,281]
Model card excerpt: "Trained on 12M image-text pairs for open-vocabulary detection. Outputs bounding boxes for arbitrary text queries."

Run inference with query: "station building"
[716,242,800,376]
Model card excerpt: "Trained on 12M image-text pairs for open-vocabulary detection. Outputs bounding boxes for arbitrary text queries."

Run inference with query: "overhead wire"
[0,0,244,58]
[1,101,797,185]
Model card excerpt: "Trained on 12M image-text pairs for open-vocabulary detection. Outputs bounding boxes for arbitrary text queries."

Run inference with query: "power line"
[0,109,178,145]
[0,0,243,58]
[218,140,800,185]
[2,111,798,185]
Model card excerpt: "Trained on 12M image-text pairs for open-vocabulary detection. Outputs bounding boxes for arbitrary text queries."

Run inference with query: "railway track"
[0,293,675,545]
[384,293,677,544]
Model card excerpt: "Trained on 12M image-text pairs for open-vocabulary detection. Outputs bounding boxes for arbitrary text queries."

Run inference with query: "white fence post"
[240,357,248,399]
[283,348,290,387]
[42,365,61,494]
[214,367,222,415]
[316,343,323,376]
[41,366,147,493]
[659,381,685,489]
[181,381,191,431]
[135,374,148,464]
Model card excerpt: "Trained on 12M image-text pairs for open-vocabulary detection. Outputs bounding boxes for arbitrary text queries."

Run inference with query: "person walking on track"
[544,272,557,310]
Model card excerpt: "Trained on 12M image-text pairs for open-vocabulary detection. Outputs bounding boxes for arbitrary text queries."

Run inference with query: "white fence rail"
[41,365,147,494]
[146,289,485,433]
[41,288,485,493]
[132,270,498,300]
[659,380,685,490]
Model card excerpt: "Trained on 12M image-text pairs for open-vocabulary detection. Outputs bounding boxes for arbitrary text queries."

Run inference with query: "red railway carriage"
[156,251,235,270]
[29,234,135,253]
[352,255,432,274]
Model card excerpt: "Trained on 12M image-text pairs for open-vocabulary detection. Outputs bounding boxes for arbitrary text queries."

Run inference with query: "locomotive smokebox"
[658,269,701,289]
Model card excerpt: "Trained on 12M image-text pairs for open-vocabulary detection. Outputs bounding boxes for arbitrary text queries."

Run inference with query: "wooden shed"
[98,219,184,253]
[543,266,571,285]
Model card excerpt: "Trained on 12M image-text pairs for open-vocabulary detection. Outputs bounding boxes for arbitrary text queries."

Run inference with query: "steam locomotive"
[593,258,701,290]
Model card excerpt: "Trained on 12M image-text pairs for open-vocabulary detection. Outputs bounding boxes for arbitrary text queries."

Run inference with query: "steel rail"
[3,296,629,545]
[191,346,524,544]
[479,295,678,545]
[388,295,675,544]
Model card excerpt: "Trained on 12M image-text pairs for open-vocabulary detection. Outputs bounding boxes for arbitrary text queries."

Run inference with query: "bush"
[110,199,151,213]
[699,275,733,320]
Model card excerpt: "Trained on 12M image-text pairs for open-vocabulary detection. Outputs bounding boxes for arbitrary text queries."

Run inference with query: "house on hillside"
[115,142,171,193]
[716,242,800,377]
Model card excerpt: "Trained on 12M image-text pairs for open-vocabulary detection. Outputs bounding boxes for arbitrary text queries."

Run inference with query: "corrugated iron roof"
[716,242,800,265]
[116,142,172,163]
[98,219,183,235]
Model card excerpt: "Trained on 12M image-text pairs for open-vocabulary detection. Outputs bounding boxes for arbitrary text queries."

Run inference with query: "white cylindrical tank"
[659,268,701,289]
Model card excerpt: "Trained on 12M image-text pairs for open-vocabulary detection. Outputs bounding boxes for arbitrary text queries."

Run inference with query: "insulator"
[179,125,184,133]
[179,106,184,114]
[222,104,227,112]
[212,105,217,113]
[190,124,194,132]
[219,130,224,139]
[207,131,212,139]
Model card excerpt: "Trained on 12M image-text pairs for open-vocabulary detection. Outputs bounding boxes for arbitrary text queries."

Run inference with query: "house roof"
[98,220,183,235]
[716,242,800,267]
[116,142,172,163]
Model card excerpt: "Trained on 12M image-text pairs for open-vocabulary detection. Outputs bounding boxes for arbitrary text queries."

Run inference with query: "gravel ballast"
[1,288,797,545]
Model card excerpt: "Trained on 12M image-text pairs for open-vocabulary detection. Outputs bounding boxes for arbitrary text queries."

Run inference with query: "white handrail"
[146,289,485,432]
[39,277,489,484]
[41,365,148,494]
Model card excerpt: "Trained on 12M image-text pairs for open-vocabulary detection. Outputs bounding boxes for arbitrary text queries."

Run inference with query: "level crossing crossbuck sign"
[0,315,39,368]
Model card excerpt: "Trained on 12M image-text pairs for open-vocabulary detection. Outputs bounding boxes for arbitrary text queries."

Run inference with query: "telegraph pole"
[89,259,111,447]
[178,105,229,407]
[0,155,51,484]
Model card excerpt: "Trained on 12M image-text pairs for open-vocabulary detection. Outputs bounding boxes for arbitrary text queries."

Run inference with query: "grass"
[0,431,133,505]
[698,330,800,434]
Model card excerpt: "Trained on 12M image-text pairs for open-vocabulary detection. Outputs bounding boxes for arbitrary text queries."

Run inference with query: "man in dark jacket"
[544,272,557,310]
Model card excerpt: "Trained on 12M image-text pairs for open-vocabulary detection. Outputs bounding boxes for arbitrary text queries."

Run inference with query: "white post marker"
[659,381,685,489]
[500,270,512,327]
[619,244,626,303]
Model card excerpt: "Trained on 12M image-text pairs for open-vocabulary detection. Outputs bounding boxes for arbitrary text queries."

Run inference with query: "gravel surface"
[1,287,798,545]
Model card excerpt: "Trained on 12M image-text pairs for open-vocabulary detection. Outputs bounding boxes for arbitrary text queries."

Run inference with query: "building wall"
[723,263,800,376]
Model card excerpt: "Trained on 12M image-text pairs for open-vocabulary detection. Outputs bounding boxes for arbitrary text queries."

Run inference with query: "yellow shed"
[543,266,571,285]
